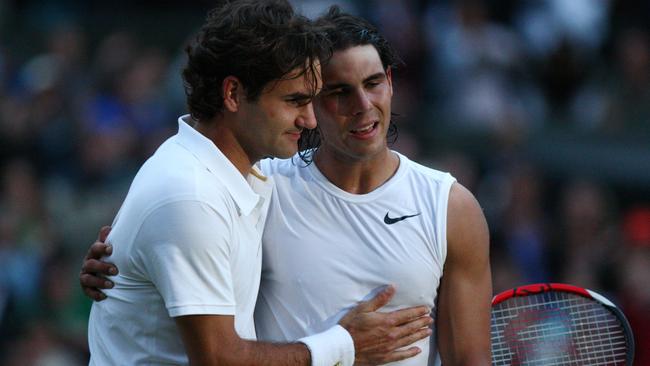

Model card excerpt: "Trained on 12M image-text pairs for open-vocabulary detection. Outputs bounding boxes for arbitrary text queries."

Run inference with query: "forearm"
[188,327,356,366]
[191,340,310,366]
[178,315,354,366]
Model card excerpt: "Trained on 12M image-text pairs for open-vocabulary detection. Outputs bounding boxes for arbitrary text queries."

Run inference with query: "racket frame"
[491,282,635,366]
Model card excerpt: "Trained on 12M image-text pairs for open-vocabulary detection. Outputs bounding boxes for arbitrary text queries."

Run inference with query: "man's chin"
[271,146,298,160]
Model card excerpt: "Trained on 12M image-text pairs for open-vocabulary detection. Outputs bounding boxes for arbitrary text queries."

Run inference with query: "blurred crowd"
[0,0,648,364]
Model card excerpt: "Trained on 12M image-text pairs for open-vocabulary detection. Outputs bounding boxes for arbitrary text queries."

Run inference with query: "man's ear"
[223,76,242,112]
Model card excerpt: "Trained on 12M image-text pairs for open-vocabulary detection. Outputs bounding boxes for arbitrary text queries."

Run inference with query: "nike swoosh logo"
[384,212,421,225]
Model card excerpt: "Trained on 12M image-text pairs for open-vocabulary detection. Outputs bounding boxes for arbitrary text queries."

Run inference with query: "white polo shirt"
[88,116,273,365]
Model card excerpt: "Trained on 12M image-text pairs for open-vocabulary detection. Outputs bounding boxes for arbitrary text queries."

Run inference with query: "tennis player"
[252,8,492,365]
[81,4,491,365]
[84,1,433,365]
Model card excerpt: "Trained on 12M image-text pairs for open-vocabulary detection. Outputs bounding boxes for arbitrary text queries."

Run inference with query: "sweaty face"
[236,64,321,160]
[314,45,393,162]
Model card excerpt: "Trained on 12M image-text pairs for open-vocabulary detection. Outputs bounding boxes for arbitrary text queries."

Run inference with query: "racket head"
[491,283,635,366]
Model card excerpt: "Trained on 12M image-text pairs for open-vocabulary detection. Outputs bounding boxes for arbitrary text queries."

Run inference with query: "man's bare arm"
[175,314,311,366]
[436,183,492,365]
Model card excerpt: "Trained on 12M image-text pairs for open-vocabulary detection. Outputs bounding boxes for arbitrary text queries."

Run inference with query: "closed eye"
[285,95,312,106]
[365,75,386,88]
[321,87,349,97]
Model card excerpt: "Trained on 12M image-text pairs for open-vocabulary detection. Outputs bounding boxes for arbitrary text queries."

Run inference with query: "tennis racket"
[490,283,635,365]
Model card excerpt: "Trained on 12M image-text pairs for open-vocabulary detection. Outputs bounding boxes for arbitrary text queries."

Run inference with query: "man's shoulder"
[129,143,232,212]
[396,151,455,186]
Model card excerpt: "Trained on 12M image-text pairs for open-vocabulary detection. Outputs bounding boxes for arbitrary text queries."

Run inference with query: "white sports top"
[89,117,272,365]
[256,151,455,365]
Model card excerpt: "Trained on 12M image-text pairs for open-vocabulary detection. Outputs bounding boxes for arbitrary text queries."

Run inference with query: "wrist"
[298,325,355,366]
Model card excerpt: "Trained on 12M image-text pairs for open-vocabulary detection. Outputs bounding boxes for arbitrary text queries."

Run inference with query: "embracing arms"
[172,287,431,366]
[81,227,432,365]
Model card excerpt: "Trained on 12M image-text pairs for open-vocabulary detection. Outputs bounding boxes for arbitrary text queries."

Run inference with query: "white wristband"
[298,324,355,366]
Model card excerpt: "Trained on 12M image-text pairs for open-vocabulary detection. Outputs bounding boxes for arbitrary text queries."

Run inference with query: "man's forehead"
[322,45,384,80]
[264,63,322,94]
[283,60,322,79]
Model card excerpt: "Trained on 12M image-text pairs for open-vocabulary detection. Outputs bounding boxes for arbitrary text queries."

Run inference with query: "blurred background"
[0,0,648,364]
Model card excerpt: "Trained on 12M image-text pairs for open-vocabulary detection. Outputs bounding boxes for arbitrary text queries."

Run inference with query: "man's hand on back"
[79,226,117,301]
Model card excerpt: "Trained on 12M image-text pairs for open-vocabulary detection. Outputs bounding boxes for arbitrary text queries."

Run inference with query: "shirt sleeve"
[135,199,236,317]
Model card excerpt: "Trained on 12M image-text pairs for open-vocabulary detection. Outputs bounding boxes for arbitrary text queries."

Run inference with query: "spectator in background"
[80,31,172,184]
[515,0,611,128]
[619,207,650,365]
[569,27,650,134]
[0,159,63,360]
[552,179,620,291]
[603,28,650,135]
[424,0,542,136]
[0,159,53,316]
[3,322,84,366]
[501,162,550,284]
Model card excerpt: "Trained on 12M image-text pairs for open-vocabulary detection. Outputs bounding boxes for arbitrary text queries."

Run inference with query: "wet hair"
[298,5,403,164]
[182,0,329,122]
[314,6,402,70]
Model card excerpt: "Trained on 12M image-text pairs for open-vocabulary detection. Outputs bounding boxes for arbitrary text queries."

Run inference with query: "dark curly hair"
[297,5,403,164]
[182,0,329,122]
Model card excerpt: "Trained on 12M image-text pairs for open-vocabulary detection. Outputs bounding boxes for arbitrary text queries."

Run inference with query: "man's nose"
[351,89,372,116]
[297,103,318,130]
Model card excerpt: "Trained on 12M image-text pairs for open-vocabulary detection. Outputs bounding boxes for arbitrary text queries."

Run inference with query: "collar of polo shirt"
[176,115,262,216]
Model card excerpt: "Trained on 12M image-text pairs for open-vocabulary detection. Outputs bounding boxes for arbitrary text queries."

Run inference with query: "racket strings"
[491,292,628,365]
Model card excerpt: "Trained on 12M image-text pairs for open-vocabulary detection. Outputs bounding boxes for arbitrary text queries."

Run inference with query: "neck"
[194,119,255,177]
[314,148,399,194]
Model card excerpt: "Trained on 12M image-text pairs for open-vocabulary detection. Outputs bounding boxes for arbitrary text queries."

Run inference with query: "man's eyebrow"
[284,92,312,100]
[322,82,349,91]
[283,92,316,105]
[364,72,386,82]
[323,72,387,90]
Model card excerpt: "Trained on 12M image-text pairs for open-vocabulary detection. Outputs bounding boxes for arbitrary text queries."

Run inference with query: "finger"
[86,241,113,262]
[98,226,112,242]
[354,285,396,313]
[362,320,432,354]
[80,273,115,289]
[384,327,432,352]
[390,315,433,338]
[376,346,422,364]
[387,305,431,326]
[82,285,107,301]
[82,259,118,276]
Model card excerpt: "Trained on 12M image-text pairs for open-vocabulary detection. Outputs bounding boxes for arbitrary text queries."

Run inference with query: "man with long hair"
[254,7,492,364]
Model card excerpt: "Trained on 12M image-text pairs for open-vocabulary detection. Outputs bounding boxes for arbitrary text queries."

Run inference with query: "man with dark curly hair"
[84,1,432,365]
[254,8,492,365]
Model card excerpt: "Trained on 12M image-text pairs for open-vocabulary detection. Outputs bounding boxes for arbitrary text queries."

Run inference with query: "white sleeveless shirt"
[256,151,455,365]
